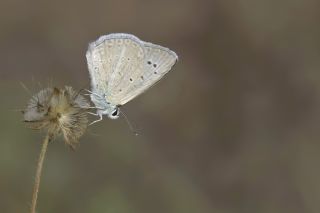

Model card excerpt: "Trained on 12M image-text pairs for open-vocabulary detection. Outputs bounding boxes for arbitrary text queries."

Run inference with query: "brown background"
[1,0,320,212]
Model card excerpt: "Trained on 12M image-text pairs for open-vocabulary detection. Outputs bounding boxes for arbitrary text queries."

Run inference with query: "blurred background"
[1,0,320,212]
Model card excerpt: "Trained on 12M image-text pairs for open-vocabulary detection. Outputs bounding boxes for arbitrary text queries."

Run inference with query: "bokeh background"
[1,0,320,212]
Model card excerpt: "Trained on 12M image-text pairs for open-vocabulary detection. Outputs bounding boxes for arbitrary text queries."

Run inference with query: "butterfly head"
[90,92,119,120]
[108,107,119,119]
[98,106,119,119]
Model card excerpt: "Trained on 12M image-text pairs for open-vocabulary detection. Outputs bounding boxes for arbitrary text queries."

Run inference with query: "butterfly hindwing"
[86,34,144,106]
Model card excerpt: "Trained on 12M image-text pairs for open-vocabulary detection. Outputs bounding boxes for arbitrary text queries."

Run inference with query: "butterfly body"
[90,94,119,119]
[86,33,177,121]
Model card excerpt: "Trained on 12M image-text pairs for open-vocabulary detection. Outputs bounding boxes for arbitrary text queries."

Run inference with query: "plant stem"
[30,134,51,213]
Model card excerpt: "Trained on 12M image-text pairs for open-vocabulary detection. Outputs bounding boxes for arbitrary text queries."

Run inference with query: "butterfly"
[86,33,178,124]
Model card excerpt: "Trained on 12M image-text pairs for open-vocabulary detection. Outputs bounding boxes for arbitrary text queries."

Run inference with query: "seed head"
[23,86,90,149]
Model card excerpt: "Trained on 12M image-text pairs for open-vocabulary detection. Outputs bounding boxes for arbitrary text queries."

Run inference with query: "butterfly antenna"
[119,109,139,136]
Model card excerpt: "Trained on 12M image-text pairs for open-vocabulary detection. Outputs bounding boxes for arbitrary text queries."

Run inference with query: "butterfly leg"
[89,112,103,125]
[84,106,105,110]
[84,89,104,98]
[84,106,96,109]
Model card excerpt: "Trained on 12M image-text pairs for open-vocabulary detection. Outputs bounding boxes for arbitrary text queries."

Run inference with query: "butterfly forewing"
[111,42,178,105]
[106,38,144,103]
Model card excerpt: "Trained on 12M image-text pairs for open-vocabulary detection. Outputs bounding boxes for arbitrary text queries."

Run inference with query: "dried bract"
[23,86,90,149]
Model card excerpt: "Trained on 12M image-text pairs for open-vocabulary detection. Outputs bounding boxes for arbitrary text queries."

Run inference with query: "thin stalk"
[30,134,51,213]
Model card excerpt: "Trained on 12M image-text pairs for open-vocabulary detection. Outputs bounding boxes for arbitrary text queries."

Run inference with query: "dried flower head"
[23,86,90,149]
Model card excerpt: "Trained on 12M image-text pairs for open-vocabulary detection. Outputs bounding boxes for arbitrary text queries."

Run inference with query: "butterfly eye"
[111,108,119,117]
